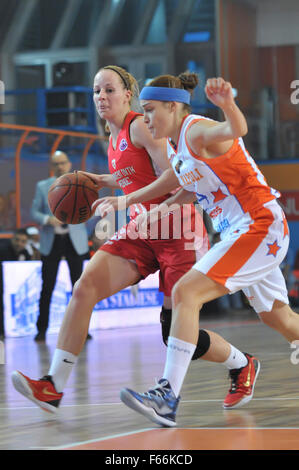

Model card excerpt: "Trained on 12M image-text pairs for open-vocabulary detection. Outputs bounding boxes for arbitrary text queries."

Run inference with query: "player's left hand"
[205,77,235,109]
[91,195,127,217]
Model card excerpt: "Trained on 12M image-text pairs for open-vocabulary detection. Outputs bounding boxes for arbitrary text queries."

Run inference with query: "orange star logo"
[267,240,281,257]
[211,187,227,203]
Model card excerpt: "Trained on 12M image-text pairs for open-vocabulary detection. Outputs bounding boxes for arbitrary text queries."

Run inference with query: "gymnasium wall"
[218,0,258,111]
[254,0,299,47]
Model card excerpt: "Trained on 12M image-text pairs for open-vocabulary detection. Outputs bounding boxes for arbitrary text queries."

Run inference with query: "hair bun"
[178,72,199,92]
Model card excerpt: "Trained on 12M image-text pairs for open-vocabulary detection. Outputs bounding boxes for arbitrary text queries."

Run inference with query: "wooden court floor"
[1,308,299,451]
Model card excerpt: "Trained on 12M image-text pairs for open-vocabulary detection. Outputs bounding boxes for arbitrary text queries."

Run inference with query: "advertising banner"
[3,261,162,337]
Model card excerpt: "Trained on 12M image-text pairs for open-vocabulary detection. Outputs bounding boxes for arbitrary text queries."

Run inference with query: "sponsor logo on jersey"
[216,218,230,232]
[119,138,128,151]
[196,193,209,204]
[111,159,116,169]
[179,169,203,186]
[209,206,223,219]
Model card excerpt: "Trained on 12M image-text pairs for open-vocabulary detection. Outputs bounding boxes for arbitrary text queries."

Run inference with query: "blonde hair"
[101,65,139,105]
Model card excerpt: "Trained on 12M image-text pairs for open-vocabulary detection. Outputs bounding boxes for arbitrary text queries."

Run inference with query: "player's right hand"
[77,171,103,189]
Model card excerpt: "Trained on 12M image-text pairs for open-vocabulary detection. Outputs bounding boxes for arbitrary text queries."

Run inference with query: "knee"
[72,272,97,301]
[172,279,203,311]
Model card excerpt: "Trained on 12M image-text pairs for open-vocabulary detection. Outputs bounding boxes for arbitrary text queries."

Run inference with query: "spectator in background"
[0,228,31,339]
[31,150,91,342]
[25,226,41,260]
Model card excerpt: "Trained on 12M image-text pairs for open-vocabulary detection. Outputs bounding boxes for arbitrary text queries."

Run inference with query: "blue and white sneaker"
[120,378,180,427]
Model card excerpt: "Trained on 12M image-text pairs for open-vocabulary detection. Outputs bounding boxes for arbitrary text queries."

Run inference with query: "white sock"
[222,345,248,370]
[48,349,77,393]
[162,336,196,398]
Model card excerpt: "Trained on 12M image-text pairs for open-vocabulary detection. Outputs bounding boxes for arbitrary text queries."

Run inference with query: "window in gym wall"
[65,0,104,48]
[182,0,215,43]
[17,0,69,51]
[107,0,148,45]
[145,0,180,45]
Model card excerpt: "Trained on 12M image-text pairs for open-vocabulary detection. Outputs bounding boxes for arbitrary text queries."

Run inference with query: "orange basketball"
[48,172,98,224]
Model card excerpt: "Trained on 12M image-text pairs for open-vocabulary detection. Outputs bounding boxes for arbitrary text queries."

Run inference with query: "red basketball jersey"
[108,111,171,219]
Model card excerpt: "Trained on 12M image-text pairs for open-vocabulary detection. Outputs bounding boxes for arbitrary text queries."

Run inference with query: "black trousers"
[36,234,86,334]
[0,265,4,336]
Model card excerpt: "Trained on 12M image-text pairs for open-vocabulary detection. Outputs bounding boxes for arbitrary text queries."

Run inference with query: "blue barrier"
[2,86,97,133]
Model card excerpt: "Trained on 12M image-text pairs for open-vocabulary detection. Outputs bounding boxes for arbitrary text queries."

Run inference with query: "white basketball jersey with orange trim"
[167,114,281,234]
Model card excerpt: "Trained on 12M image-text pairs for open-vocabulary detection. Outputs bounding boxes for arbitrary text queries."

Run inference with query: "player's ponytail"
[178,72,199,93]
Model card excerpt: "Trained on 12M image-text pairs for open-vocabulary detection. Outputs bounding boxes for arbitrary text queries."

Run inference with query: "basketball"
[48,171,98,224]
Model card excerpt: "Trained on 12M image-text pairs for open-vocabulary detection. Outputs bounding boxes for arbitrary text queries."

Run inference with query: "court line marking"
[6,396,299,411]
[30,428,156,450]
[3,396,299,411]
[30,426,299,450]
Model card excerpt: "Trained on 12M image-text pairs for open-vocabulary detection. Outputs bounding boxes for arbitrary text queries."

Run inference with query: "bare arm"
[126,167,179,206]
[92,117,181,216]
[133,189,196,231]
[92,168,179,217]
[161,188,197,207]
[126,117,181,205]
[78,171,120,189]
[187,78,248,151]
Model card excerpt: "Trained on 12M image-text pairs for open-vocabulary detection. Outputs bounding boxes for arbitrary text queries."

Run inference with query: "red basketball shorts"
[100,205,209,296]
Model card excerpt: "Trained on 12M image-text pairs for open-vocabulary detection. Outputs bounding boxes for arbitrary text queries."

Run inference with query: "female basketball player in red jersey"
[94,72,299,427]
[11,66,258,415]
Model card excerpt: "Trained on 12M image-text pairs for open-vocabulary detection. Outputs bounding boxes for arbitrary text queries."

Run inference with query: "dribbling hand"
[77,171,103,190]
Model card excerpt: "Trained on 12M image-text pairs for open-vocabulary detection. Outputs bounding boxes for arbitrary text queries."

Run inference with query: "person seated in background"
[25,226,41,260]
[0,228,31,262]
[0,228,31,339]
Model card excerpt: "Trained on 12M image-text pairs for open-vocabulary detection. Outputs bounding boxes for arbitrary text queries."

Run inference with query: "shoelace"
[229,369,240,392]
[144,379,170,399]
[39,375,54,385]
[229,367,250,393]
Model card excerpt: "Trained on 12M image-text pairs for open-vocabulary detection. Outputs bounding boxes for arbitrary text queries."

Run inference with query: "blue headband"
[139,86,191,104]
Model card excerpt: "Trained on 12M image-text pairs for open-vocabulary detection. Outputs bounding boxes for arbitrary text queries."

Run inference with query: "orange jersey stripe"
[182,116,278,215]
[206,205,275,285]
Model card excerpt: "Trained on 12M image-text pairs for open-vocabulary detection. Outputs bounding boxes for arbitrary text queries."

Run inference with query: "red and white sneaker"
[11,371,63,413]
[223,353,260,409]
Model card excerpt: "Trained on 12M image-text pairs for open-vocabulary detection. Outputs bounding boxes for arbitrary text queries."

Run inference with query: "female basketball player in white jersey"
[94,72,299,427]
[11,67,255,415]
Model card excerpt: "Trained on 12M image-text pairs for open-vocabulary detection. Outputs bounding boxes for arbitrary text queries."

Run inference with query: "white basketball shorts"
[193,200,290,313]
